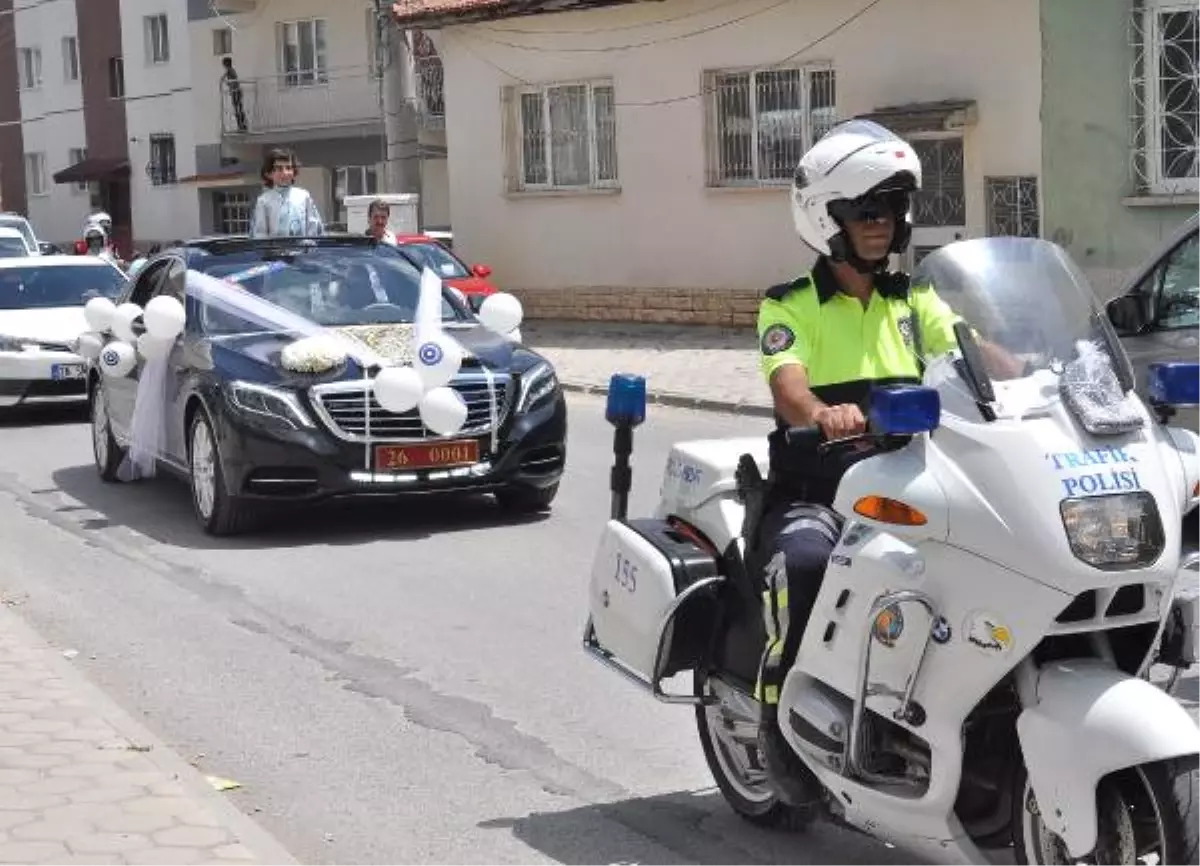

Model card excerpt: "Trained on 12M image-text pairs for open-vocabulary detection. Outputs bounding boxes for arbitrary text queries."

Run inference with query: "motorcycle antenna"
[605,374,647,521]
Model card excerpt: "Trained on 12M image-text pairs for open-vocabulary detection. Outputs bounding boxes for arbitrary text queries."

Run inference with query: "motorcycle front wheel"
[1013,757,1198,864]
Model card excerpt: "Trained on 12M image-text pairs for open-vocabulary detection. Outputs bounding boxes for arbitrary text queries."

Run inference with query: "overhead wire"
[477,0,743,35]
[447,0,886,108]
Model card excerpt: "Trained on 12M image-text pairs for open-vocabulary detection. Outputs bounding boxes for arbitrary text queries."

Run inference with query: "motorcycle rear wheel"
[1013,757,1198,864]
[694,673,811,831]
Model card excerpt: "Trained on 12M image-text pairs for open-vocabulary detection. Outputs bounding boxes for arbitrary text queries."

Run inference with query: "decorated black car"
[86,236,565,535]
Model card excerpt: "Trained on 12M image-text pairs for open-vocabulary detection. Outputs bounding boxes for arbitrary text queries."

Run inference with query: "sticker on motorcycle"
[931,616,952,644]
[612,551,637,593]
[1045,447,1143,498]
[964,611,1012,654]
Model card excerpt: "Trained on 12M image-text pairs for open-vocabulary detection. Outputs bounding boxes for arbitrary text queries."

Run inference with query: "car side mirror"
[472,263,492,279]
[38,242,57,255]
[1107,294,1148,335]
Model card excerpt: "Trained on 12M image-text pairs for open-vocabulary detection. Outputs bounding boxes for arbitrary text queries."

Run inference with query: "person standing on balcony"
[222,57,247,133]
[250,148,324,239]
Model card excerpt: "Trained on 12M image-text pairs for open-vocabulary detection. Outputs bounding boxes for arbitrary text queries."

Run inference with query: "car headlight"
[1060,492,1165,570]
[516,362,558,414]
[228,381,314,429]
[0,334,27,352]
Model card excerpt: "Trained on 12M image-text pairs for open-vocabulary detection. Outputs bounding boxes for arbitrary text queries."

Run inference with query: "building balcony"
[220,61,445,140]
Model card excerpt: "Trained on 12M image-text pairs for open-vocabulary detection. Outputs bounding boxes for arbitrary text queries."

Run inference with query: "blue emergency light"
[606,374,647,428]
[868,385,942,436]
[1147,362,1200,407]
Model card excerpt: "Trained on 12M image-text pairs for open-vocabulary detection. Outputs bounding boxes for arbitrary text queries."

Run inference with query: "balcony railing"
[220,66,382,136]
[220,61,446,137]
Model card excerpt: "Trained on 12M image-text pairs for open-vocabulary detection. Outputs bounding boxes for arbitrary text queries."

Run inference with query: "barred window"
[985,176,1040,237]
[148,134,176,186]
[1132,0,1198,194]
[508,80,618,191]
[214,191,252,235]
[705,65,836,186]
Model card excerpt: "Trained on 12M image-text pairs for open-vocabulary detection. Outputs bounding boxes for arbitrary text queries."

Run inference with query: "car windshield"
[0,263,127,309]
[912,237,1132,417]
[399,241,470,279]
[0,237,30,258]
[0,218,36,251]
[192,246,469,334]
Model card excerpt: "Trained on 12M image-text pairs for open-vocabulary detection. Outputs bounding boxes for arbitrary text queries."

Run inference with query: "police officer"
[751,119,970,815]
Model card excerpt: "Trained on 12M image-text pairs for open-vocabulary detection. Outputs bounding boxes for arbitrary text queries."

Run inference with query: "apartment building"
[185,0,449,236]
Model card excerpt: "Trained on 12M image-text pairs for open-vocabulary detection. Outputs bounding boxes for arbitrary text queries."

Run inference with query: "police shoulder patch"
[760,323,795,356]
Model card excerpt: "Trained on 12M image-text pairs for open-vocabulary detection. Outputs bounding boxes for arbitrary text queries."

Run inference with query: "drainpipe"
[377,0,424,227]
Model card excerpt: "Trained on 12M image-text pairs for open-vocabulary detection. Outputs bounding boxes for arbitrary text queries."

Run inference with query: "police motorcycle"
[582,236,1200,864]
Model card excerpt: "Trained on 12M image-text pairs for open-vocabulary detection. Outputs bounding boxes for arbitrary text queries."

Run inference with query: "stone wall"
[509,287,765,327]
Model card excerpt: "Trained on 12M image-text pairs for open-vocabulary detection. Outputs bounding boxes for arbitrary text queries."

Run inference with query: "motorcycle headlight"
[1060,492,1165,571]
[228,381,313,430]
[516,362,558,414]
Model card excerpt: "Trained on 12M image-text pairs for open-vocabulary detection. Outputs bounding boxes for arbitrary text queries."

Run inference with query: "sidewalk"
[523,320,773,416]
[0,605,295,866]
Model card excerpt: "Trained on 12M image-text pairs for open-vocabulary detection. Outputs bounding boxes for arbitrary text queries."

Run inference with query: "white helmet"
[790,119,922,269]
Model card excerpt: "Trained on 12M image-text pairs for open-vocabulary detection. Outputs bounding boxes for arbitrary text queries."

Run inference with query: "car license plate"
[51,363,86,381]
[375,440,480,471]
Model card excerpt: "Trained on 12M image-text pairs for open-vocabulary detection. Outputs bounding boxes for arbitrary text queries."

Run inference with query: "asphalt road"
[0,394,911,865]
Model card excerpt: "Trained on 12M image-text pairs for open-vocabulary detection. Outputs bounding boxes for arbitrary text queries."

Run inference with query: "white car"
[0,256,127,410]
[0,227,34,259]
[0,213,39,255]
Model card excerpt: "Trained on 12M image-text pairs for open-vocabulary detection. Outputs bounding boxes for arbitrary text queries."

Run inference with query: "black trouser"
[754,498,843,706]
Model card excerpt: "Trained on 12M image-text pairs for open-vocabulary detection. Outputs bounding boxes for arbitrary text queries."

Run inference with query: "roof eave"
[392,0,656,29]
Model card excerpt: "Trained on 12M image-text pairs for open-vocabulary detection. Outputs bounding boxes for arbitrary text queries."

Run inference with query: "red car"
[393,234,497,310]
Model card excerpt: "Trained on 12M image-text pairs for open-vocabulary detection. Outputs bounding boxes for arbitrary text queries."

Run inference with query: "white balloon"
[478,293,523,335]
[419,387,468,436]
[84,297,117,333]
[143,295,186,341]
[99,340,137,377]
[136,332,175,361]
[413,333,463,390]
[75,332,104,360]
[373,366,424,414]
[111,302,143,344]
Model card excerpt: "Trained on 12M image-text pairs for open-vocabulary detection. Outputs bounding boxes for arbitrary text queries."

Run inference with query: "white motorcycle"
[582,237,1200,864]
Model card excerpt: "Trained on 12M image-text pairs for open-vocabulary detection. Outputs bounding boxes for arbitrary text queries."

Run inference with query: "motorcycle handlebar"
[783,426,826,447]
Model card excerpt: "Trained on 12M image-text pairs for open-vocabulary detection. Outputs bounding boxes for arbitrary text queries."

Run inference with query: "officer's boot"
[757,704,823,819]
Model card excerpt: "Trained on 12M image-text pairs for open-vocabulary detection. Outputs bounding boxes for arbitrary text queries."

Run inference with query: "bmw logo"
[931,616,952,645]
[102,350,118,366]
[418,341,443,366]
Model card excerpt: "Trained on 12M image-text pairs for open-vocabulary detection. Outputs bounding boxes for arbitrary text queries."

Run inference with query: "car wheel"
[495,482,558,513]
[188,408,257,536]
[91,381,125,482]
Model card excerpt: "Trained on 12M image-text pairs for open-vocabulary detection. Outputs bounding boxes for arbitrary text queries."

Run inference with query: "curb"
[0,604,298,865]
[560,380,775,418]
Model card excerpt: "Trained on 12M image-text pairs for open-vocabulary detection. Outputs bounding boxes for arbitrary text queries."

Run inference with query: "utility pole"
[376,0,423,223]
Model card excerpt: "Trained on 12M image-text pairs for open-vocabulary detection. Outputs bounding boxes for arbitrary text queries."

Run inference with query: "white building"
[119,0,202,245]
[397,0,1045,324]
[13,0,91,245]
[184,0,450,237]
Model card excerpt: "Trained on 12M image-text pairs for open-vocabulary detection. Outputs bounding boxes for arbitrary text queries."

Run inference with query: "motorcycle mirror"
[1106,294,1147,335]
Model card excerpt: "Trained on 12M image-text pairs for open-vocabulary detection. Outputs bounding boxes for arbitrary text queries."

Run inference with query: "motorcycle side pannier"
[586,518,722,684]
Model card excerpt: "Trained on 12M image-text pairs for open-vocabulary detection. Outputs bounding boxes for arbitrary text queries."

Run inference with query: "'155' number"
[613,552,637,593]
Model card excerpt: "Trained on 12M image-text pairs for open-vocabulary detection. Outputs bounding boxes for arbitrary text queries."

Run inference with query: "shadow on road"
[479,788,914,866]
[0,403,88,428]
[48,463,550,550]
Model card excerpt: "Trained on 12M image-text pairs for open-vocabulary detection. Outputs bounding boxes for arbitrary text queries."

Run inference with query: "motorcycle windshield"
[912,237,1134,423]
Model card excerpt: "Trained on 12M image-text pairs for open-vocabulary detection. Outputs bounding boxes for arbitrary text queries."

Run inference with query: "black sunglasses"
[829,190,910,223]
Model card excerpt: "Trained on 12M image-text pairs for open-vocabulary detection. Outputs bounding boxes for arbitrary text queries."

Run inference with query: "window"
[68,148,88,193]
[213,27,233,56]
[705,64,835,186]
[275,19,327,87]
[335,165,378,221]
[144,14,170,64]
[62,37,79,82]
[148,134,176,186]
[1157,232,1199,329]
[509,80,617,191]
[214,191,252,234]
[985,176,1040,238]
[108,56,125,99]
[18,48,42,90]
[24,154,46,197]
[1133,1,1198,194]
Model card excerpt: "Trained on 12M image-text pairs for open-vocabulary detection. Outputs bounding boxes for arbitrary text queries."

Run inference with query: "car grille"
[37,341,74,353]
[310,374,512,442]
